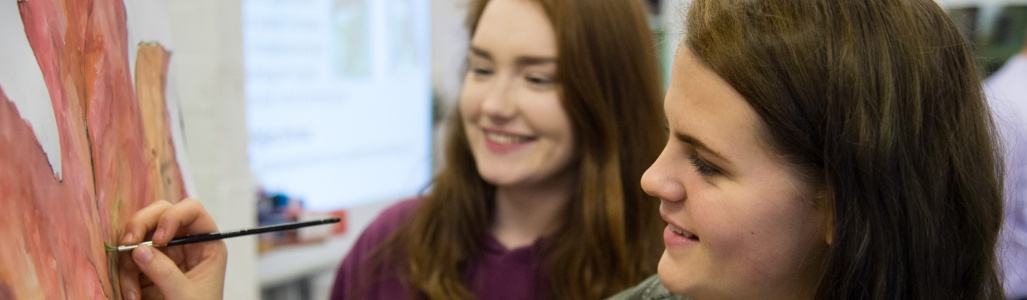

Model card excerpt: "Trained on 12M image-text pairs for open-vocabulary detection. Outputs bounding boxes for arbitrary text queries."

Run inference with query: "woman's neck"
[490,171,575,250]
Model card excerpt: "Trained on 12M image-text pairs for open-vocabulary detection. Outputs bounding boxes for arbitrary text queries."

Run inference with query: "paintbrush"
[106,218,341,252]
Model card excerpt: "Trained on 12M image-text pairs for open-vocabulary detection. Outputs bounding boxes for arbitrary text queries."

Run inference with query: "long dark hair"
[362,0,667,298]
[685,0,1005,298]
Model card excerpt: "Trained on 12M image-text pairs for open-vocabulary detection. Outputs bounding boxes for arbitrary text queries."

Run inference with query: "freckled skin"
[1,0,186,298]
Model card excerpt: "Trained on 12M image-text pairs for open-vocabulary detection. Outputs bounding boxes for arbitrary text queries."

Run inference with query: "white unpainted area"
[124,0,199,199]
[125,0,175,87]
[0,1,62,179]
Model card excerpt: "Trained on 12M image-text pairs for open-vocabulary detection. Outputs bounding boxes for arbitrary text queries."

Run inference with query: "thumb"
[132,245,190,299]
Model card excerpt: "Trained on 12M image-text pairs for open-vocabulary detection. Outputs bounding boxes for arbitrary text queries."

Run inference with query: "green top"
[606,275,691,300]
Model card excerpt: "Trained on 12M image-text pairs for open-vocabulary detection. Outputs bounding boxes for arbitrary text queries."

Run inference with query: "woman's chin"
[657,252,695,296]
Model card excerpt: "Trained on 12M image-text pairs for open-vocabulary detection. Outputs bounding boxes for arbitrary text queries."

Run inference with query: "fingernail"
[133,246,153,264]
[125,290,138,300]
[152,228,165,243]
[121,233,135,245]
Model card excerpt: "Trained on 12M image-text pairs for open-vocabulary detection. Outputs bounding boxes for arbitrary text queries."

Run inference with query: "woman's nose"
[641,149,687,202]
[480,77,516,120]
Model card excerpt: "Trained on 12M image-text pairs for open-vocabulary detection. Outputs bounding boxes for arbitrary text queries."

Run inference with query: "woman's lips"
[664,223,700,248]
[669,224,699,240]
[483,129,535,153]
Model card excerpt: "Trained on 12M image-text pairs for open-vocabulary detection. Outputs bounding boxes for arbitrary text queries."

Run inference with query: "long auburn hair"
[685,0,1005,298]
[361,0,666,299]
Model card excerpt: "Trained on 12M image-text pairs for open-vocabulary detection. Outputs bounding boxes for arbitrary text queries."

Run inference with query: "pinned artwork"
[0,0,189,298]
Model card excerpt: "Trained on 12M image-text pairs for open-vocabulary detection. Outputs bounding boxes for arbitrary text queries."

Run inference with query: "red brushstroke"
[0,0,187,298]
[81,0,156,236]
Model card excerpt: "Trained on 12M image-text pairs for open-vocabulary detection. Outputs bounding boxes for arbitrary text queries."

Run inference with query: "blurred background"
[152,0,1026,298]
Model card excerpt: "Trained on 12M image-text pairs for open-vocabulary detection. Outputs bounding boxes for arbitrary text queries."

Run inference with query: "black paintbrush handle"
[165,218,341,247]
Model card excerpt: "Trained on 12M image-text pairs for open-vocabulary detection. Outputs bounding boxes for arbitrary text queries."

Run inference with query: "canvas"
[0,0,189,298]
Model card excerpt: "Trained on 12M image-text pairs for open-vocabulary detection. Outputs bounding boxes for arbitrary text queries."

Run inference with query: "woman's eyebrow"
[515,56,556,67]
[470,45,554,67]
[676,132,730,162]
[469,46,492,60]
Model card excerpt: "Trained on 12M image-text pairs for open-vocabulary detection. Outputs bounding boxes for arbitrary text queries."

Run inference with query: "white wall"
[162,1,259,299]
[431,0,469,110]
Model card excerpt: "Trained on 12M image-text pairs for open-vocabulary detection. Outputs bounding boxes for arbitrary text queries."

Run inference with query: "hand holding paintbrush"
[115,199,340,299]
[117,198,228,300]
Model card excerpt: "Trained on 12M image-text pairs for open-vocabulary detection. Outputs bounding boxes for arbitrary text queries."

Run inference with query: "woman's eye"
[688,154,722,177]
[471,67,493,77]
[526,75,554,87]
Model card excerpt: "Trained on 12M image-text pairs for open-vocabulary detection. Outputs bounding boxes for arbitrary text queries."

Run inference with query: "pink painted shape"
[0,0,187,298]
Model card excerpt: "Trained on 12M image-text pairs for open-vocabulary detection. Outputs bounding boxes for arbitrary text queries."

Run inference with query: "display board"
[242,0,433,211]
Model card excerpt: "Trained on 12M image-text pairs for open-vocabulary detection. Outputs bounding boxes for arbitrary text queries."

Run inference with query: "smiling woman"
[460,3,573,193]
[329,0,668,299]
[618,0,1006,299]
[644,47,831,300]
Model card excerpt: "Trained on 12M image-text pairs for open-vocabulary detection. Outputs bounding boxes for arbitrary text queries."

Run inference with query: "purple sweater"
[329,198,550,299]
